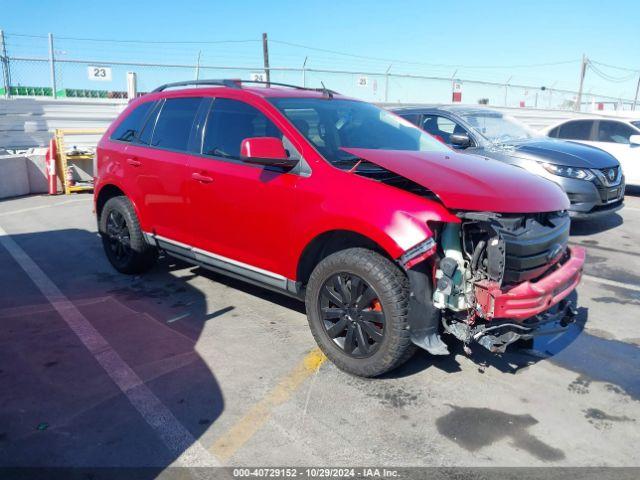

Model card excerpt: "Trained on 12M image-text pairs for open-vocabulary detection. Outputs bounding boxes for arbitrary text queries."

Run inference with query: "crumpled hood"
[500,138,619,168]
[342,148,570,213]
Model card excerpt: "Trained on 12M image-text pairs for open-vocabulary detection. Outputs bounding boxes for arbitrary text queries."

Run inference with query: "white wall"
[0,97,126,150]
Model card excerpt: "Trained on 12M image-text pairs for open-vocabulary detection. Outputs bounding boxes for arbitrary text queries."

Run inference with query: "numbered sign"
[88,66,112,82]
[250,72,267,82]
[357,75,369,88]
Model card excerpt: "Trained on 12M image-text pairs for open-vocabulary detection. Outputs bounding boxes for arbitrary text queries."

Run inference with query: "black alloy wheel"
[105,209,133,264]
[318,272,385,358]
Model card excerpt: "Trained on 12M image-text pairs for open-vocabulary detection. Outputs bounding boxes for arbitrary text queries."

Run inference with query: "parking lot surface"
[0,193,639,469]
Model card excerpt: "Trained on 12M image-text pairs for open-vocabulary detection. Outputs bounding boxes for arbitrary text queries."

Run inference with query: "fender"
[291,172,460,279]
[94,179,146,232]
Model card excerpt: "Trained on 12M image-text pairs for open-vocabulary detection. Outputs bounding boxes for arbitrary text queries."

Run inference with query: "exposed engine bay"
[428,210,577,353]
[348,154,583,356]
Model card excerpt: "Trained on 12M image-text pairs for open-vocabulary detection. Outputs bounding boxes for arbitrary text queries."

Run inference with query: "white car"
[544,117,640,187]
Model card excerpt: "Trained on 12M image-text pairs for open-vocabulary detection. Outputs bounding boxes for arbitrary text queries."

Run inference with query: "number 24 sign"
[87,66,112,82]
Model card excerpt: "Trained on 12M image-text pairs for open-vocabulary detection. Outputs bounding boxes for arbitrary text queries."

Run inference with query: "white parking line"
[582,274,640,293]
[0,198,90,217]
[0,224,219,467]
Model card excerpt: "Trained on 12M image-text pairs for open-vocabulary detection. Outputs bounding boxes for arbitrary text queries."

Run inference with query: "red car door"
[187,96,302,281]
[126,96,205,245]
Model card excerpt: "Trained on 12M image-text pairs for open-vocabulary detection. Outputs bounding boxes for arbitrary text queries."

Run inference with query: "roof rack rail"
[152,79,241,92]
[151,79,339,95]
[238,79,339,94]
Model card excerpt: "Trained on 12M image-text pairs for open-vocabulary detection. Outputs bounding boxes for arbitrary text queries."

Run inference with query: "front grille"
[495,213,571,284]
[597,184,624,203]
[593,166,621,187]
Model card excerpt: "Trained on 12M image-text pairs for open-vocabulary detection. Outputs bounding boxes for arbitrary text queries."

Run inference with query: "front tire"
[99,196,157,274]
[305,248,416,377]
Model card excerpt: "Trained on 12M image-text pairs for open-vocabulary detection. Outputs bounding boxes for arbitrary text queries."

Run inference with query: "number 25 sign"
[87,66,112,82]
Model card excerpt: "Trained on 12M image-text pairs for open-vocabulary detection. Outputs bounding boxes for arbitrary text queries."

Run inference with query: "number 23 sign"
[87,66,112,82]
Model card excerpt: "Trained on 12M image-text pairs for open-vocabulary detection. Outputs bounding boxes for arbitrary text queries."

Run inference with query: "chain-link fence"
[1,31,638,111]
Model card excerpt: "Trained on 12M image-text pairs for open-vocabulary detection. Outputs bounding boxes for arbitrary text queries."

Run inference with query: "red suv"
[95,80,585,377]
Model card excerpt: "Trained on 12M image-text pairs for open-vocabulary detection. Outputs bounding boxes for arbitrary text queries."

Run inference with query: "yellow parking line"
[210,347,326,461]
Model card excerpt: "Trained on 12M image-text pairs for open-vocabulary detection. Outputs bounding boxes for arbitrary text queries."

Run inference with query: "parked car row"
[392,106,631,219]
[544,117,640,187]
[95,80,593,377]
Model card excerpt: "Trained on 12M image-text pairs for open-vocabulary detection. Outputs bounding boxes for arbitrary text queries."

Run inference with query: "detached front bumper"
[474,246,586,321]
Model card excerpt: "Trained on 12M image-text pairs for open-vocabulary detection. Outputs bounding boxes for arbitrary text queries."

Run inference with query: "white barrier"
[0,97,126,150]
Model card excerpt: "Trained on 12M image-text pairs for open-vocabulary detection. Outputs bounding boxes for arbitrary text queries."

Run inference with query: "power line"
[588,61,638,83]
[589,59,640,73]
[270,39,579,70]
[8,32,260,45]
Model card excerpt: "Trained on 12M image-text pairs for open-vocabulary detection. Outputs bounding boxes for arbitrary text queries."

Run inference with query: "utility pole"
[0,30,11,97]
[262,33,270,86]
[575,54,588,112]
[633,73,640,111]
[48,33,57,98]
[302,56,308,87]
[384,64,392,103]
[195,51,201,81]
[504,76,512,107]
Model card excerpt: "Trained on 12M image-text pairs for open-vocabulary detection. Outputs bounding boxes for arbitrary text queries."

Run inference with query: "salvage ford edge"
[94,80,585,377]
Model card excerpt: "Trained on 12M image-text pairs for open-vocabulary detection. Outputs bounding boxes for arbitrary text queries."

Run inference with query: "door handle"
[126,158,141,167]
[192,172,213,183]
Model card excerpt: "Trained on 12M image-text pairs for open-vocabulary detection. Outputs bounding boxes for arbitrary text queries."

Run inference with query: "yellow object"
[53,128,105,195]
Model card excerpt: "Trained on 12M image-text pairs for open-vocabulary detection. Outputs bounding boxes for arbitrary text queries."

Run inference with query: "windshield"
[632,120,640,130]
[460,112,540,144]
[269,98,450,166]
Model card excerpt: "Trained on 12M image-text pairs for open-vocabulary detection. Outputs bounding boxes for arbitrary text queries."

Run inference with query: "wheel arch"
[95,183,126,221]
[95,183,146,231]
[296,230,395,287]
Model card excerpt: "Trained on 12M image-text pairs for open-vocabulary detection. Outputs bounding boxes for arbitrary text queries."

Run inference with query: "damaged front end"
[404,211,585,355]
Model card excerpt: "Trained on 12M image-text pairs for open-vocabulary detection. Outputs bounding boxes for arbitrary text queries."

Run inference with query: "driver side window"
[422,115,469,147]
[203,98,282,160]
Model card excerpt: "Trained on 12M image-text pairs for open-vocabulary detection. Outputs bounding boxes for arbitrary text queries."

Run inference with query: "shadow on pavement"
[0,229,224,474]
[570,213,623,236]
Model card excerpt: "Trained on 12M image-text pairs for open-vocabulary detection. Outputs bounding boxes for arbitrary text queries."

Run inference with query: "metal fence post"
[384,65,392,103]
[48,33,57,98]
[0,30,11,97]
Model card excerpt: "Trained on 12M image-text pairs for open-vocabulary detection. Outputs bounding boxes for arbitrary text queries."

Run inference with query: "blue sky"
[2,0,639,105]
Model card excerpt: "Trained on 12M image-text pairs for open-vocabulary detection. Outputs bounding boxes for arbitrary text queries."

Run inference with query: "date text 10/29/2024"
[232,468,400,478]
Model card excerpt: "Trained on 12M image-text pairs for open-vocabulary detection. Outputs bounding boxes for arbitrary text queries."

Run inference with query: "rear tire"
[99,196,157,274]
[305,248,416,377]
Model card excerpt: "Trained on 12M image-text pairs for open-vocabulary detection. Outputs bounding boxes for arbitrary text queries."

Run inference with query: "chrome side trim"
[144,232,288,290]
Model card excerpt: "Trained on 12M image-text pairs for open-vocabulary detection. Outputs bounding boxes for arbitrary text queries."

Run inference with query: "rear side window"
[203,98,282,160]
[151,97,203,152]
[557,120,593,140]
[596,121,635,144]
[110,101,155,142]
[399,113,421,125]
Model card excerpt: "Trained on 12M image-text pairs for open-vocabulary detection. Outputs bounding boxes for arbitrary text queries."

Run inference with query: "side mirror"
[630,134,640,146]
[450,132,471,149]
[240,137,299,170]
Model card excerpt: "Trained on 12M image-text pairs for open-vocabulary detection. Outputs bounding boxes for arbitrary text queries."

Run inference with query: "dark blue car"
[392,105,624,219]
